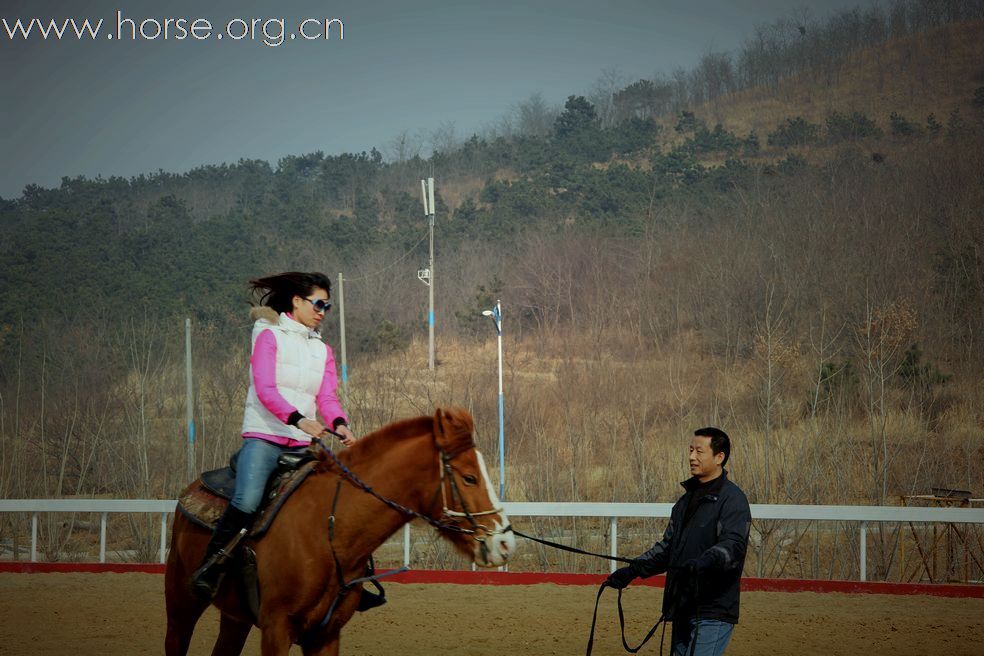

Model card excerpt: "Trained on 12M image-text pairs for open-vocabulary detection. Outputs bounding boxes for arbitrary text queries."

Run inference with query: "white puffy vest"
[240,312,328,443]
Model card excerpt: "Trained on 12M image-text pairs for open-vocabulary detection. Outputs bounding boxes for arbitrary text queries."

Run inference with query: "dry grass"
[440,167,519,217]
[345,330,982,505]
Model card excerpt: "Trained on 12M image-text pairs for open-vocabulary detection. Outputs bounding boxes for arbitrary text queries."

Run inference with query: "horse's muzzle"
[474,523,516,567]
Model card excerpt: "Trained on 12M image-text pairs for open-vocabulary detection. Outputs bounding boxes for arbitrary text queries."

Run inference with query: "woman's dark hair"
[249,272,332,314]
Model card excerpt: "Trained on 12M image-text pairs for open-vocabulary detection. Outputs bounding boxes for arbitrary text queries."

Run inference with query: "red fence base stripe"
[1,562,980,597]
[741,577,984,597]
[0,562,167,574]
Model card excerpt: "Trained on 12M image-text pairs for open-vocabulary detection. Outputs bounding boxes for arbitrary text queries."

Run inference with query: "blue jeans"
[671,618,734,656]
[230,438,285,514]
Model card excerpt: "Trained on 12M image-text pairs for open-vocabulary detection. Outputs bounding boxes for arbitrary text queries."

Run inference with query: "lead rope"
[505,527,665,655]
[586,583,668,656]
[593,569,697,656]
[503,527,666,655]
[511,528,635,564]
[509,525,700,656]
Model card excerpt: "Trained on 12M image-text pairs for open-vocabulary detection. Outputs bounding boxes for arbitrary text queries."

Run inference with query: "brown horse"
[164,407,516,655]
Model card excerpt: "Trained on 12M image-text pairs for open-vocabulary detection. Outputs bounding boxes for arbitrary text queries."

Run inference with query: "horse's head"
[430,407,516,567]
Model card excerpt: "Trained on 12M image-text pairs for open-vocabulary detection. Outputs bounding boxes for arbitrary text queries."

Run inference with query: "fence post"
[99,512,108,564]
[610,517,618,573]
[31,512,38,562]
[159,512,168,564]
[403,524,410,567]
[860,521,867,582]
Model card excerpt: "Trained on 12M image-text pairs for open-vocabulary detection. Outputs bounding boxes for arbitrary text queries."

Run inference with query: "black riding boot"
[191,504,254,600]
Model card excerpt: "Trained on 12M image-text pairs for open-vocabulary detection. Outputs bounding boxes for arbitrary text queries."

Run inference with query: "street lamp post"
[420,178,436,370]
[482,300,505,499]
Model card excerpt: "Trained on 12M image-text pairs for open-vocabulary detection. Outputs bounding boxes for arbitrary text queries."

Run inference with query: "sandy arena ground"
[0,573,981,655]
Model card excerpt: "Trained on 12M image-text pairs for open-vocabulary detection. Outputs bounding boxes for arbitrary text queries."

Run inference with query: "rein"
[310,435,505,536]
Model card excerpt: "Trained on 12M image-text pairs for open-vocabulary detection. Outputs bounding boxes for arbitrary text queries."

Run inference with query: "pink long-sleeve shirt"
[242,326,347,448]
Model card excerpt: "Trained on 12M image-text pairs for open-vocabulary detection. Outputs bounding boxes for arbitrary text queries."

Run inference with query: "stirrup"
[191,527,248,600]
[191,555,228,600]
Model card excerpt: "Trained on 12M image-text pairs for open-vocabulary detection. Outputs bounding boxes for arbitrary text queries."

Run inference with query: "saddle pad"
[177,461,318,538]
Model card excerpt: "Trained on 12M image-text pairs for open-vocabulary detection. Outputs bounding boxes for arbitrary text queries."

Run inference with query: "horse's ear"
[434,406,474,449]
[433,407,449,448]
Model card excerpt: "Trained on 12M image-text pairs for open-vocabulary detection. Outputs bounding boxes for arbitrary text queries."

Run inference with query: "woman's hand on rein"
[334,424,357,447]
[297,418,328,439]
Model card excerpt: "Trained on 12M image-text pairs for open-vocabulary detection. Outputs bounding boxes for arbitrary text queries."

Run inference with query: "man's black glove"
[680,558,700,576]
[605,565,638,589]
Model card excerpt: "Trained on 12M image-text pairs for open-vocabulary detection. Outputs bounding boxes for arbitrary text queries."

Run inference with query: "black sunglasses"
[304,297,332,313]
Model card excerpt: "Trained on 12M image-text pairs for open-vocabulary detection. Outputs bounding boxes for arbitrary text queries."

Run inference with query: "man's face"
[689,435,724,482]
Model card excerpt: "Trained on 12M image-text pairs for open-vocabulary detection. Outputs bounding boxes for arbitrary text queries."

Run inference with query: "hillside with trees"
[1,1,982,578]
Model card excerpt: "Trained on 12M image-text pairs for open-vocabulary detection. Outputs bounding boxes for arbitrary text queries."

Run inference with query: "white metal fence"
[1,499,982,582]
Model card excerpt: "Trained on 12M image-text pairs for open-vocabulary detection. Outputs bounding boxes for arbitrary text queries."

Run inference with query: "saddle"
[178,445,387,627]
[177,447,318,538]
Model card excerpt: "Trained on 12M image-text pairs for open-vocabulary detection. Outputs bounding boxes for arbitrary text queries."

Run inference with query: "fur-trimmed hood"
[250,305,280,325]
[249,306,319,337]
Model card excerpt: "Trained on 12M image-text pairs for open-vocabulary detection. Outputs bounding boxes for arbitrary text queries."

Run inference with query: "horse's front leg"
[302,631,340,656]
[258,616,295,656]
[211,612,252,656]
[300,592,357,656]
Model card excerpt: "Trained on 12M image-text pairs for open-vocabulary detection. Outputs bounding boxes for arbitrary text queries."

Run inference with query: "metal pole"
[427,177,436,370]
[495,300,505,499]
[185,318,194,482]
[337,273,348,401]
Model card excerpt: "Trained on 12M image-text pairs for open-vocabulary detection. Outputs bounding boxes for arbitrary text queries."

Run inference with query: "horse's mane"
[315,408,475,473]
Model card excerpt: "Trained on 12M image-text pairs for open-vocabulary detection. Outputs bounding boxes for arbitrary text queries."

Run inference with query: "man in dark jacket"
[606,427,751,656]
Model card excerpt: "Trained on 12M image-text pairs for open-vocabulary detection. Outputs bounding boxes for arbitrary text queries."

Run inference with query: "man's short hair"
[694,427,730,465]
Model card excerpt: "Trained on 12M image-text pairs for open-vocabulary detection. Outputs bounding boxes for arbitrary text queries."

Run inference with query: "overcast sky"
[0,1,864,199]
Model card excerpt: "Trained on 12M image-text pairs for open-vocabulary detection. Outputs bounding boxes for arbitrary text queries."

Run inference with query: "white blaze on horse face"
[474,450,516,567]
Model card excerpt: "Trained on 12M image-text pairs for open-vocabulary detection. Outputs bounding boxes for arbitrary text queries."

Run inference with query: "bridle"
[431,442,512,563]
[312,433,510,548]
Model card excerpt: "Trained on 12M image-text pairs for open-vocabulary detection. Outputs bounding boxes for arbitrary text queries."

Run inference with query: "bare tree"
[429,120,458,156]
[588,67,626,129]
[855,297,916,504]
[386,129,422,164]
[512,92,556,137]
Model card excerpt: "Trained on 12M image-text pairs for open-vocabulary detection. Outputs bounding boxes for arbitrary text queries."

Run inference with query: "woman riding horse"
[192,271,357,598]
[166,407,517,655]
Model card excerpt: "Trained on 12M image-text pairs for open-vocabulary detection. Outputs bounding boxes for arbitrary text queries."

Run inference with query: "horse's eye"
[462,474,478,486]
